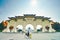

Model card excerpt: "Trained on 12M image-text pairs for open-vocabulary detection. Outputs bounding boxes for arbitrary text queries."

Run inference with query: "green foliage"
[52,22,60,32]
[0,22,6,32]
[0,30,2,32]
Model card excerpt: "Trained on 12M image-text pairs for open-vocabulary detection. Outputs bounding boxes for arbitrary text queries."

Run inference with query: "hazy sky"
[0,0,60,23]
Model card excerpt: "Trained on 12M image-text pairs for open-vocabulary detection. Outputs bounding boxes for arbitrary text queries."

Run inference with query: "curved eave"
[35,16,50,20]
[6,20,11,22]
[15,16,24,19]
[8,17,16,20]
[24,14,36,17]
[43,17,50,20]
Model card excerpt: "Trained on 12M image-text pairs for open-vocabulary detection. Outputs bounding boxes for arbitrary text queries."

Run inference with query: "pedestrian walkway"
[0,32,60,40]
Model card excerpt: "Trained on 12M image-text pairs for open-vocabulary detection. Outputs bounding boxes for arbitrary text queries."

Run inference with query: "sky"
[0,0,60,23]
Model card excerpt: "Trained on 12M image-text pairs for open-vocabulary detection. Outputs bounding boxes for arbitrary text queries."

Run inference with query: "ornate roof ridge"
[8,14,50,20]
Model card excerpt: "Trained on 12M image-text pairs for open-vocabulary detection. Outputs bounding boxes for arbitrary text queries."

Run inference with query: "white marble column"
[13,22,17,32]
[49,24,53,32]
[49,24,56,32]
[5,22,10,32]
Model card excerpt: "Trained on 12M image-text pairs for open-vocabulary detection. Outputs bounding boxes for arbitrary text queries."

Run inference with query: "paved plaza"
[0,32,60,40]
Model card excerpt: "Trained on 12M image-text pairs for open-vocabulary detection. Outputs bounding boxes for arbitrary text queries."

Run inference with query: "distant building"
[3,14,55,32]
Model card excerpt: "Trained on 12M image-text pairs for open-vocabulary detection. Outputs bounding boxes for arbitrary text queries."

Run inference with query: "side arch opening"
[36,25,42,32]
[16,25,23,32]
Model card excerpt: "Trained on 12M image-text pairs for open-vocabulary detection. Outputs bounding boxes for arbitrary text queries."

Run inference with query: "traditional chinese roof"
[15,16,24,19]
[24,14,35,16]
[35,16,44,19]
[35,16,50,20]
[6,20,11,22]
[43,17,50,20]
[24,14,35,18]
[8,17,16,20]
[48,20,55,23]
[8,14,50,20]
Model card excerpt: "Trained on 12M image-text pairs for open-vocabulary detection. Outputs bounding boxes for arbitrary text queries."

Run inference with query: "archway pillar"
[13,22,17,32]
[8,20,17,32]
[49,24,53,32]
[42,25,47,32]
[2,22,10,32]
[10,21,18,32]
[42,21,47,32]
[23,25,26,32]
[31,21,37,32]
[34,25,37,32]
[49,23,56,32]
[7,23,11,32]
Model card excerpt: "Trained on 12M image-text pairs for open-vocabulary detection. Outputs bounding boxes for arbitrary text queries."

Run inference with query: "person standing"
[25,27,32,40]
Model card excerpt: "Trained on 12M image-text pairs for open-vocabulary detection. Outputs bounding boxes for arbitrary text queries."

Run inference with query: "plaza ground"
[0,32,60,40]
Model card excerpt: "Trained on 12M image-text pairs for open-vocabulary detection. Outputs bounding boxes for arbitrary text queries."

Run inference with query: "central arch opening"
[25,24,34,31]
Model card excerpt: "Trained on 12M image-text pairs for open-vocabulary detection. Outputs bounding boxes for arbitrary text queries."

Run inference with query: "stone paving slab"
[0,32,60,40]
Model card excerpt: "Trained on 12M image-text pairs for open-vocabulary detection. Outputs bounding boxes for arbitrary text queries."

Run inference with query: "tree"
[0,21,8,32]
[52,22,60,32]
